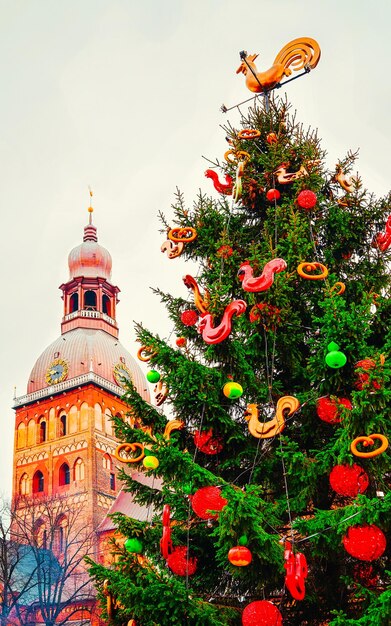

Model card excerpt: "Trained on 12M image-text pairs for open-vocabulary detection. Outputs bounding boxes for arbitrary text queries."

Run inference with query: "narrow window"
[74,458,85,481]
[19,473,29,495]
[110,473,115,490]
[39,420,46,443]
[33,470,44,493]
[102,294,111,316]
[59,463,70,486]
[84,290,97,310]
[60,414,67,436]
[69,292,79,313]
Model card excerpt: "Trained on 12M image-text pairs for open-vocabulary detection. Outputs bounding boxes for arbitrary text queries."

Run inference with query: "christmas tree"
[88,40,390,626]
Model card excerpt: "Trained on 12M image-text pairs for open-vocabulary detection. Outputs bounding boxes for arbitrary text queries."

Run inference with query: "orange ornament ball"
[228,545,252,567]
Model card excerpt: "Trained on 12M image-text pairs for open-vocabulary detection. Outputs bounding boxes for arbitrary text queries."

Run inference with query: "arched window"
[59,413,67,437]
[59,463,70,486]
[34,520,47,549]
[74,458,85,481]
[102,294,111,316]
[27,419,36,446]
[54,515,67,553]
[33,470,44,493]
[84,290,97,310]
[94,403,103,431]
[102,453,112,470]
[69,292,79,313]
[38,419,46,443]
[17,423,26,449]
[19,473,29,495]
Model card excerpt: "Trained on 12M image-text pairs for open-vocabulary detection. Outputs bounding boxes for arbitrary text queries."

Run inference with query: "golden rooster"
[236,37,321,93]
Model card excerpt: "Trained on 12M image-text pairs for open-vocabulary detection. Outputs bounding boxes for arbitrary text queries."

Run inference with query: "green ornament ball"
[223,381,243,399]
[146,369,161,383]
[325,342,347,369]
[238,534,248,546]
[143,455,159,470]
[124,537,143,554]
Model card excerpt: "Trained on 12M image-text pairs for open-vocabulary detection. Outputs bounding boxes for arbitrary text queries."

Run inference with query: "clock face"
[46,359,69,385]
[113,363,131,387]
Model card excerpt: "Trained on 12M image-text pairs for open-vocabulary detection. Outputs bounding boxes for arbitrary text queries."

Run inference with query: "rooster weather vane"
[222,37,321,112]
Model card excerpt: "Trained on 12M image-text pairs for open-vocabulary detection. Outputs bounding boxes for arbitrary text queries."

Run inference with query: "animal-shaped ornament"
[154,380,169,406]
[161,239,184,259]
[183,275,210,314]
[274,162,309,184]
[245,396,300,438]
[205,169,233,195]
[198,300,247,344]
[334,165,359,193]
[373,215,391,252]
[238,258,287,292]
[237,37,321,93]
[284,541,308,601]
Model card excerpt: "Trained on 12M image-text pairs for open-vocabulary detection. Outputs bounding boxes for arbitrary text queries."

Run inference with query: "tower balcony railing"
[63,309,117,326]
[13,372,124,407]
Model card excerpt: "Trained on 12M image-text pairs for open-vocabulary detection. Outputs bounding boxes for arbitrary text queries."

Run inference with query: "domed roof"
[68,219,112,280]
[27,328,149,401]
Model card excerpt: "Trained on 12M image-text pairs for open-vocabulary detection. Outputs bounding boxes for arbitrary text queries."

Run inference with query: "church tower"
[12,206,149,536]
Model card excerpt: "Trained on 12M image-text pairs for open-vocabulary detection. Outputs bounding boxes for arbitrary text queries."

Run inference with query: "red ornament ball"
[343,524,386,561]
[176,336,187,347]
[194,429,223,455]
[329,464,369,497]
[228,545,252,567]
[191,486,227,520]
[180,309,198,326]
[217,245,234,258]
[297,189,317,210]
[242,600,283,626]
[266,188,281,202]
[355,359,381,390]
[316,396,352,424]
[166,546,197,576]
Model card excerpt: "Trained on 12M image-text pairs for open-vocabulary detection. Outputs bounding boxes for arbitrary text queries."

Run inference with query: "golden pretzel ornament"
[114,442,145,463]
[350,434,388,458]
[297,262,329,280]
[238,129,261,140]
[224,149,250,164]
[168,227,197,243]
[137,346,157,362]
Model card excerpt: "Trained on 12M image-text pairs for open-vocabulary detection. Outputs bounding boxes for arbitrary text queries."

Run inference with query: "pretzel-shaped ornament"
[114,442,145,464]
[168,227,197,243]
[297,262,328,280]
[350,434,388,458]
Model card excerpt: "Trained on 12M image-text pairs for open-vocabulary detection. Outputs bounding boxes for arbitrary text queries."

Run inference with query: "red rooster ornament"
[238,258,287,292]
[205,169,233,195]
[198,300,247,344]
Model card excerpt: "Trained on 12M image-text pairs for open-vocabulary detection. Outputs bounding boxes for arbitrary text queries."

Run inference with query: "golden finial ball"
[88,206,94,213]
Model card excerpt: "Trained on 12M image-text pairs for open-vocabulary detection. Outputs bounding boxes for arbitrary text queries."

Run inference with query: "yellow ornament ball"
[142,455,159,470]
[223,381,243,399]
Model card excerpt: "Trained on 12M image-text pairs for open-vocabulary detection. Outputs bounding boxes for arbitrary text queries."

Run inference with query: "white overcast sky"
[1,0,390,497]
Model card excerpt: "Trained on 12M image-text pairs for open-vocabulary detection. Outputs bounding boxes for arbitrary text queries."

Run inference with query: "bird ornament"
[183,274,210,314]
[284,541,308,601]
[236,37,321,93]
[334,165,359,193]
[373,215,391,252]
[238,258,287,292]
[198,299,247,344]
[205,169,233,195]
[245,396,300,438]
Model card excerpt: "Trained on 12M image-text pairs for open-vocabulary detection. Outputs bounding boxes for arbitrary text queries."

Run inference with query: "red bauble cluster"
[355,359,381,390]
[193,429,223,455]
[242,601,283,626]
[166,546,197,576]
[329,464,369,497]
[343,524,386,561]
[180,309,199,326]
[228,545,252,566]
[353,563,379,588]
[217,245,234,258]
[266,188,281,202]
[191,486,227,520]
[296,189,317,210]
[176,336,187,347]
[316,396,352,423]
